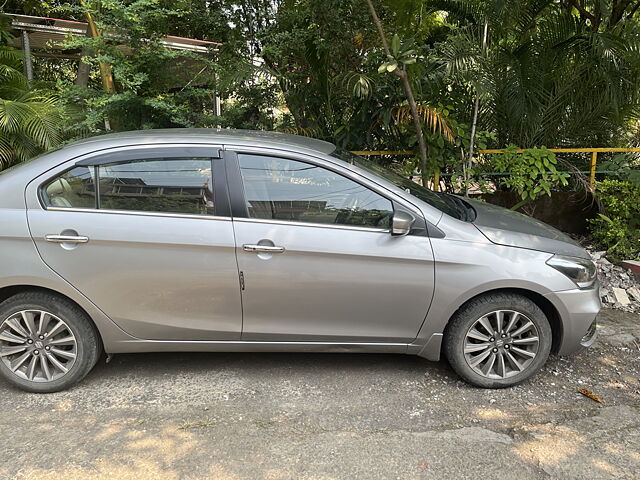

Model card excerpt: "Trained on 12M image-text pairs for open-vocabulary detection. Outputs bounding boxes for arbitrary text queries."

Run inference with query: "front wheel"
[0,292,101,393]
[444,293,552,388]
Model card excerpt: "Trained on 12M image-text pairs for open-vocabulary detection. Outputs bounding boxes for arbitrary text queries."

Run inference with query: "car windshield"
[330,148,461,219]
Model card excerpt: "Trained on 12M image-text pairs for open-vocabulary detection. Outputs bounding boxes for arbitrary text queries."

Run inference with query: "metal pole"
[589,151,598,190]
[21,30,34,84]
[214,95,221,117]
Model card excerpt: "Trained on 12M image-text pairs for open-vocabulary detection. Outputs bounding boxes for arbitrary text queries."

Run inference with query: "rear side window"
[98,158,213,215]
[42,166,96,209]
[41,157,214,216]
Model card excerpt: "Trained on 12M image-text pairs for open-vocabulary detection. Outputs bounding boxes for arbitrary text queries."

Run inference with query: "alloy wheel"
[463,309,540,379]
[0,310,77,382]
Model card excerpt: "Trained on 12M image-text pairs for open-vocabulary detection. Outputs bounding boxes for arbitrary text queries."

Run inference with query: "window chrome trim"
[44,206,231,222]
[232,216,389,233]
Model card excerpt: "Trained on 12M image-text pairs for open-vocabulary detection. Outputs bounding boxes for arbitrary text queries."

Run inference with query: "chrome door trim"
[44,206,232,222]
[232,216,390,233]
[243,244,286,253]
[45,234,89,244]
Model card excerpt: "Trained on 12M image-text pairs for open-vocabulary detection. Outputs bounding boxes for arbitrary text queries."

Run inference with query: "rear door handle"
[243,244,285,253]
[45,235,90,244]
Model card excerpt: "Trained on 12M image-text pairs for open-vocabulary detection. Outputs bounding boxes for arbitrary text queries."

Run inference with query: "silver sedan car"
[0,129,600,392]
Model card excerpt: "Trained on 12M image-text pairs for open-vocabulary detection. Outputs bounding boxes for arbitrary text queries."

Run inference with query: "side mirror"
[391,211,415,236]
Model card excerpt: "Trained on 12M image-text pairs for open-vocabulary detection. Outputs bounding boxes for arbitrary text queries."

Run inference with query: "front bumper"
[544,284,601,355]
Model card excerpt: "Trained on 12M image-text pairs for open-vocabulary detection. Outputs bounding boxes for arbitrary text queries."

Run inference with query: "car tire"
[444,293,552,389]
[0,291,101,393]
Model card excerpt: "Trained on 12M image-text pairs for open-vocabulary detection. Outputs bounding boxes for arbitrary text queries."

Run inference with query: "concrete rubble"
[590,250,640,313]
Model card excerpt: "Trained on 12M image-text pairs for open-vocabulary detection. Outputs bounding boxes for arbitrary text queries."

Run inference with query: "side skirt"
[105,340,410,355]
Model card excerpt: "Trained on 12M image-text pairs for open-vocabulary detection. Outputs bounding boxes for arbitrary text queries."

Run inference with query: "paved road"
[1,309,639,480]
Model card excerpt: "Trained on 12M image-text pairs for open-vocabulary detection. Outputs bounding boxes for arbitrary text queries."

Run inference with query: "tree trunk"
[81,1,116,130]
[397,68,429,185]
[75,25,92,87]
[364,0,430,185]
[465,20,488,197]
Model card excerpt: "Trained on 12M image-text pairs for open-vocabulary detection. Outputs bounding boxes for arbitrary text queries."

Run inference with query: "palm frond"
[280,126,324,138]
[391,104,456,142]
[342,72,374,99]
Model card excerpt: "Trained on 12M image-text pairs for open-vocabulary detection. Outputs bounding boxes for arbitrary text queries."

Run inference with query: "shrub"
[588,179,640,261]
[491,145,569,209]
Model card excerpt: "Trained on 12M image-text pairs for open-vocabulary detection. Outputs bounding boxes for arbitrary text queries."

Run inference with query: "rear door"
[226,148,435,343]
[26,145,242,341]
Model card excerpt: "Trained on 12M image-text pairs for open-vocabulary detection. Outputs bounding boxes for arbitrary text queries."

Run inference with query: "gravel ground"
[1,308,639,480]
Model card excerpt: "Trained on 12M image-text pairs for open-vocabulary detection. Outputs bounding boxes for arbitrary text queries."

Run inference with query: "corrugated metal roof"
[8,13,221,54]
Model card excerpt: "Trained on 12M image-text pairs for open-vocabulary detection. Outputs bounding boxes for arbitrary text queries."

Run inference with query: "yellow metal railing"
[479,147,640,189]
[351,147,640,189]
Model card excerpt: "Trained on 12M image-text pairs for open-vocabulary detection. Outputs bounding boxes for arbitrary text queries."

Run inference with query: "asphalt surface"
[1,308,639,480]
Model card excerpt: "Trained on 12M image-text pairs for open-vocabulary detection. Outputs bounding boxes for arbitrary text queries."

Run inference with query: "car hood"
[463,197,590,259]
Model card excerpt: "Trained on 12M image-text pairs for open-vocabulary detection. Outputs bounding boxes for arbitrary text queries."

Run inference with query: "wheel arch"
[446,288,562,353]
[0,284,105,351]
[418,287,563,361]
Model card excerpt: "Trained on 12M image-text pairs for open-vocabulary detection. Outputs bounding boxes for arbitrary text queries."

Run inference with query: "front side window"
[42,157,214,216]
[330,148,462,219]
[238,154,393,228]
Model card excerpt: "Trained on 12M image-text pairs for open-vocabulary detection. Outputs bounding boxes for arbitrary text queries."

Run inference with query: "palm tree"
[0,28,64,170]
[430,0,640,149]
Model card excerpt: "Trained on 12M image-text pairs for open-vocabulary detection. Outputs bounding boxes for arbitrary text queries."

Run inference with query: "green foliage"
[491,146,569,205]
[377,34,418,73]
[430,0,640,148]
[55,0,220,133]
[254,0,381,140]
[588,180,640,260]
[3,0,640,193]
[0,15,65,169]
[598,153,640,187]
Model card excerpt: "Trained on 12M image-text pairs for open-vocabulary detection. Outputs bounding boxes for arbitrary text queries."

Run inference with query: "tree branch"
[630,0,640,17]
[568,0,597,26]
[364,0,430,185]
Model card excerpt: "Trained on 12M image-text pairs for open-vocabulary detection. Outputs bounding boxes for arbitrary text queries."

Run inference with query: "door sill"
[106,339,410,355]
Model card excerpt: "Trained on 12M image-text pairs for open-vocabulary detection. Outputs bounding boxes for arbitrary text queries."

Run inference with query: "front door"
[27,145,242,341]
[228,151,435,343]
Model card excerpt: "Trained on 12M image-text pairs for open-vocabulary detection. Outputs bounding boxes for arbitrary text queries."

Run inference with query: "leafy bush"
[598,153,640,187]
[0,16,65,169]
[491,145,569,208]
[588,180,640,261]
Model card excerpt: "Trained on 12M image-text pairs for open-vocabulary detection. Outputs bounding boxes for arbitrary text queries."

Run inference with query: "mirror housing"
[391,211,415,236]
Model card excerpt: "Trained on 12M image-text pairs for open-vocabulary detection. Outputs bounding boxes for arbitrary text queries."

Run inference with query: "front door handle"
[45,234,90,244]
[243,244,285,253]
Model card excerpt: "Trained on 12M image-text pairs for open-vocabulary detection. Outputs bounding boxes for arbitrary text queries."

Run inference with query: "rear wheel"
[444,293,552,388]
[0,292,101,393]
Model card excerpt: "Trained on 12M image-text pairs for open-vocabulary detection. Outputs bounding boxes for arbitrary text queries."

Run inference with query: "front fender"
[410,239,575,359]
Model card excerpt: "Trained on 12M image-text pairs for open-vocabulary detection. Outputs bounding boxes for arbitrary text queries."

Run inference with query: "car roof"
[0,129,338,209]
[67,128,337,155]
